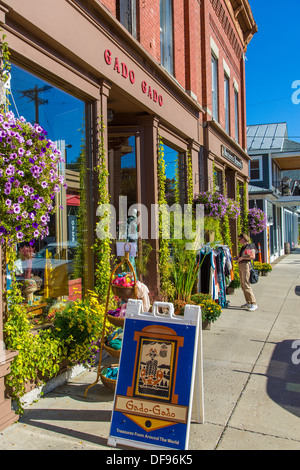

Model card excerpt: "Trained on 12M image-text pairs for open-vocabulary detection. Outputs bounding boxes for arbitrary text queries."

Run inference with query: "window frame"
[250,155,263,182]
[211,52,219,122]
[234,88,239,143]
[224,72,230,134]
[160,0,174,75]
[118,0,137,38]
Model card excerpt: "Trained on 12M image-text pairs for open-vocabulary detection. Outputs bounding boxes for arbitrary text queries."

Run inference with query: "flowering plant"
[193,191,240,220]
[191,293,222,323]
[0,110,66,246]
[248,207,267,235]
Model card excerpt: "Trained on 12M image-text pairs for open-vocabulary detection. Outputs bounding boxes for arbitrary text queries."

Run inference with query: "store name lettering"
[104,49,163,107]
[125,399,175,418]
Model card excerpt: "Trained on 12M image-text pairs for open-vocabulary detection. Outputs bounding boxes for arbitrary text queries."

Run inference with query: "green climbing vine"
[92,116,114,303]
[242,181,249,234]
[157,136,175,300]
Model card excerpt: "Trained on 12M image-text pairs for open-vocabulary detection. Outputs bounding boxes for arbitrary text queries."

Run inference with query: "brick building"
[0,0,257,430]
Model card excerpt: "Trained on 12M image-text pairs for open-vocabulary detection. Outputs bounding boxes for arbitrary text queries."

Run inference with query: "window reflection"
[9,64,86,321]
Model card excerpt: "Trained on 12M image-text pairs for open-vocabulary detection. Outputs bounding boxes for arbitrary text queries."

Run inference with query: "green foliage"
[73,121,88,282]
[135,240,153,279]
[242,182,249,234]
[186,150,193,205]
[4,253,66,414]
[261,262,272,272]
[93,116,114,303]
[229,261,241,289]
[51,291,110,366]
[157,136,175,300]
[236,181,242,251]
[191,293,222,323]
[170,239,199,302]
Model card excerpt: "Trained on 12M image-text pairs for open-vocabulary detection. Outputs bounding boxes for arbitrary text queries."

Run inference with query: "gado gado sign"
[108,301,202,450]
[104,49,164,107]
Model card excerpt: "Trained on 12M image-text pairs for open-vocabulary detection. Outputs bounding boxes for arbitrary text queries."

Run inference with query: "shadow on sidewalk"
[266,340,300,418]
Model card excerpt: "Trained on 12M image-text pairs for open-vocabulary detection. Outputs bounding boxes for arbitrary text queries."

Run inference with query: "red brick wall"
[139,0,161,62]
[201,0,247,149]
[100,0,117,15]
[98,0,248,148]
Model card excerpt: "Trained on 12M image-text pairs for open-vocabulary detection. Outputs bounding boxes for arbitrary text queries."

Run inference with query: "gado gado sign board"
[108,301,203,450]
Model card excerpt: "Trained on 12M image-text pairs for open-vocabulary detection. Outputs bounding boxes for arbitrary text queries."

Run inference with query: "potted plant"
[227,261,240,293]
[261,263,272,276]
[253,261,263,275]
[191,293,222,330]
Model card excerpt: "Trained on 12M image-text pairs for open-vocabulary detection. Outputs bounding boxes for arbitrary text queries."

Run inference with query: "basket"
[100,373,117,391]
[103,342,121,358]
[111,284,136,300]
[107,314,125,328]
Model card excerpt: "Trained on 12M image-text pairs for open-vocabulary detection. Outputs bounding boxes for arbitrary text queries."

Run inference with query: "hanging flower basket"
[193,191,240,220]
[248,207,267,235]
[0,110,66,247]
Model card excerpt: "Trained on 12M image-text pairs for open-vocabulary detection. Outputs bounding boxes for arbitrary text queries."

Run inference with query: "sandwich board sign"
[108,300,204,450]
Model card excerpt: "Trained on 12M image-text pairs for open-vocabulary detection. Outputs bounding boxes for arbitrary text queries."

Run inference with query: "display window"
[8,64,88,321]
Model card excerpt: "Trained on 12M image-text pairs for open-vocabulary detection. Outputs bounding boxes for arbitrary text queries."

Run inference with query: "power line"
[17,84,52,123]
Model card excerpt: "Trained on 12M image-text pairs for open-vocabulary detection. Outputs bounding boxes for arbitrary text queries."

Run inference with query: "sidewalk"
[0,250,299,450]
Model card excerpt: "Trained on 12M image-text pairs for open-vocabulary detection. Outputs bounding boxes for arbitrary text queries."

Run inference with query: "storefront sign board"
[108,300,203,450]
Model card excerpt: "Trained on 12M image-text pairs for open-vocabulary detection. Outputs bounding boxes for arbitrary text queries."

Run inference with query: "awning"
[67,194,80,206]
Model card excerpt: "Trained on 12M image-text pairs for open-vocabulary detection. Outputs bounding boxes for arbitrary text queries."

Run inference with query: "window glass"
[234,90,239,143]
[250,159,260,180]
[214,169,223,193]
[108,134,137,239]
[9,63,86,318]
[224,74,230,134]
[160,0,174,75]
[118,0,137,38]
[211,54,219,121]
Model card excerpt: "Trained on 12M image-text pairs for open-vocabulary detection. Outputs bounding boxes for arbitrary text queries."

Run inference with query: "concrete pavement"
[0,249,299,450]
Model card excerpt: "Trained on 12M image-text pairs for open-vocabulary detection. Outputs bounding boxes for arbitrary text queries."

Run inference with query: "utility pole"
[17,84,51,123]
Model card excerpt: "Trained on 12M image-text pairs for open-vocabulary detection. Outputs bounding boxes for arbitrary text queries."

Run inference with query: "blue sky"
[245,0,300,142]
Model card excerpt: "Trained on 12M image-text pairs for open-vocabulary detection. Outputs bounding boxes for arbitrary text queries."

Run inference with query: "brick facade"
[98,0,255,153]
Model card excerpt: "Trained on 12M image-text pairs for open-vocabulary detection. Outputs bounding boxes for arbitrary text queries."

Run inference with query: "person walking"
[236,233,258,311]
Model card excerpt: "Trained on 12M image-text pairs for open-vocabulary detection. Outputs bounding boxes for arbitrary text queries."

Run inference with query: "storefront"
[202,120,251,252]
[1,0,203,302]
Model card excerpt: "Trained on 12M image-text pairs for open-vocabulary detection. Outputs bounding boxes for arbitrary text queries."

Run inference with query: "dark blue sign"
[108,313,199,450]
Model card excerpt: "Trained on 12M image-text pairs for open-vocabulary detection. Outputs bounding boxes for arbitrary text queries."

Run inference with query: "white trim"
[223,58,230,78]
[250,155,263,181]
[233,78,239,92]
[210,37,219,59]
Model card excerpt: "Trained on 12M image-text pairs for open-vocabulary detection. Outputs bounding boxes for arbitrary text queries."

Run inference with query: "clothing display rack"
[197,243,234,308]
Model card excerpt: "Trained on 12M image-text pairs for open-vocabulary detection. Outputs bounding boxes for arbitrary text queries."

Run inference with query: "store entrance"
[108,133,137,240]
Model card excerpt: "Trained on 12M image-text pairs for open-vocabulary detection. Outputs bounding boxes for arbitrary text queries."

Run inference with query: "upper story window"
[234,89,239,143]
[160,0,174,75]
[211,53,219,121]
[118,0,137,38]
[224,73,230,134]
[272,161,281,190]
[250,156,262,181]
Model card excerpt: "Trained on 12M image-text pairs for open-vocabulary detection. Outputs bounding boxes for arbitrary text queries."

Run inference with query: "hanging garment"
[215,248,227,308]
